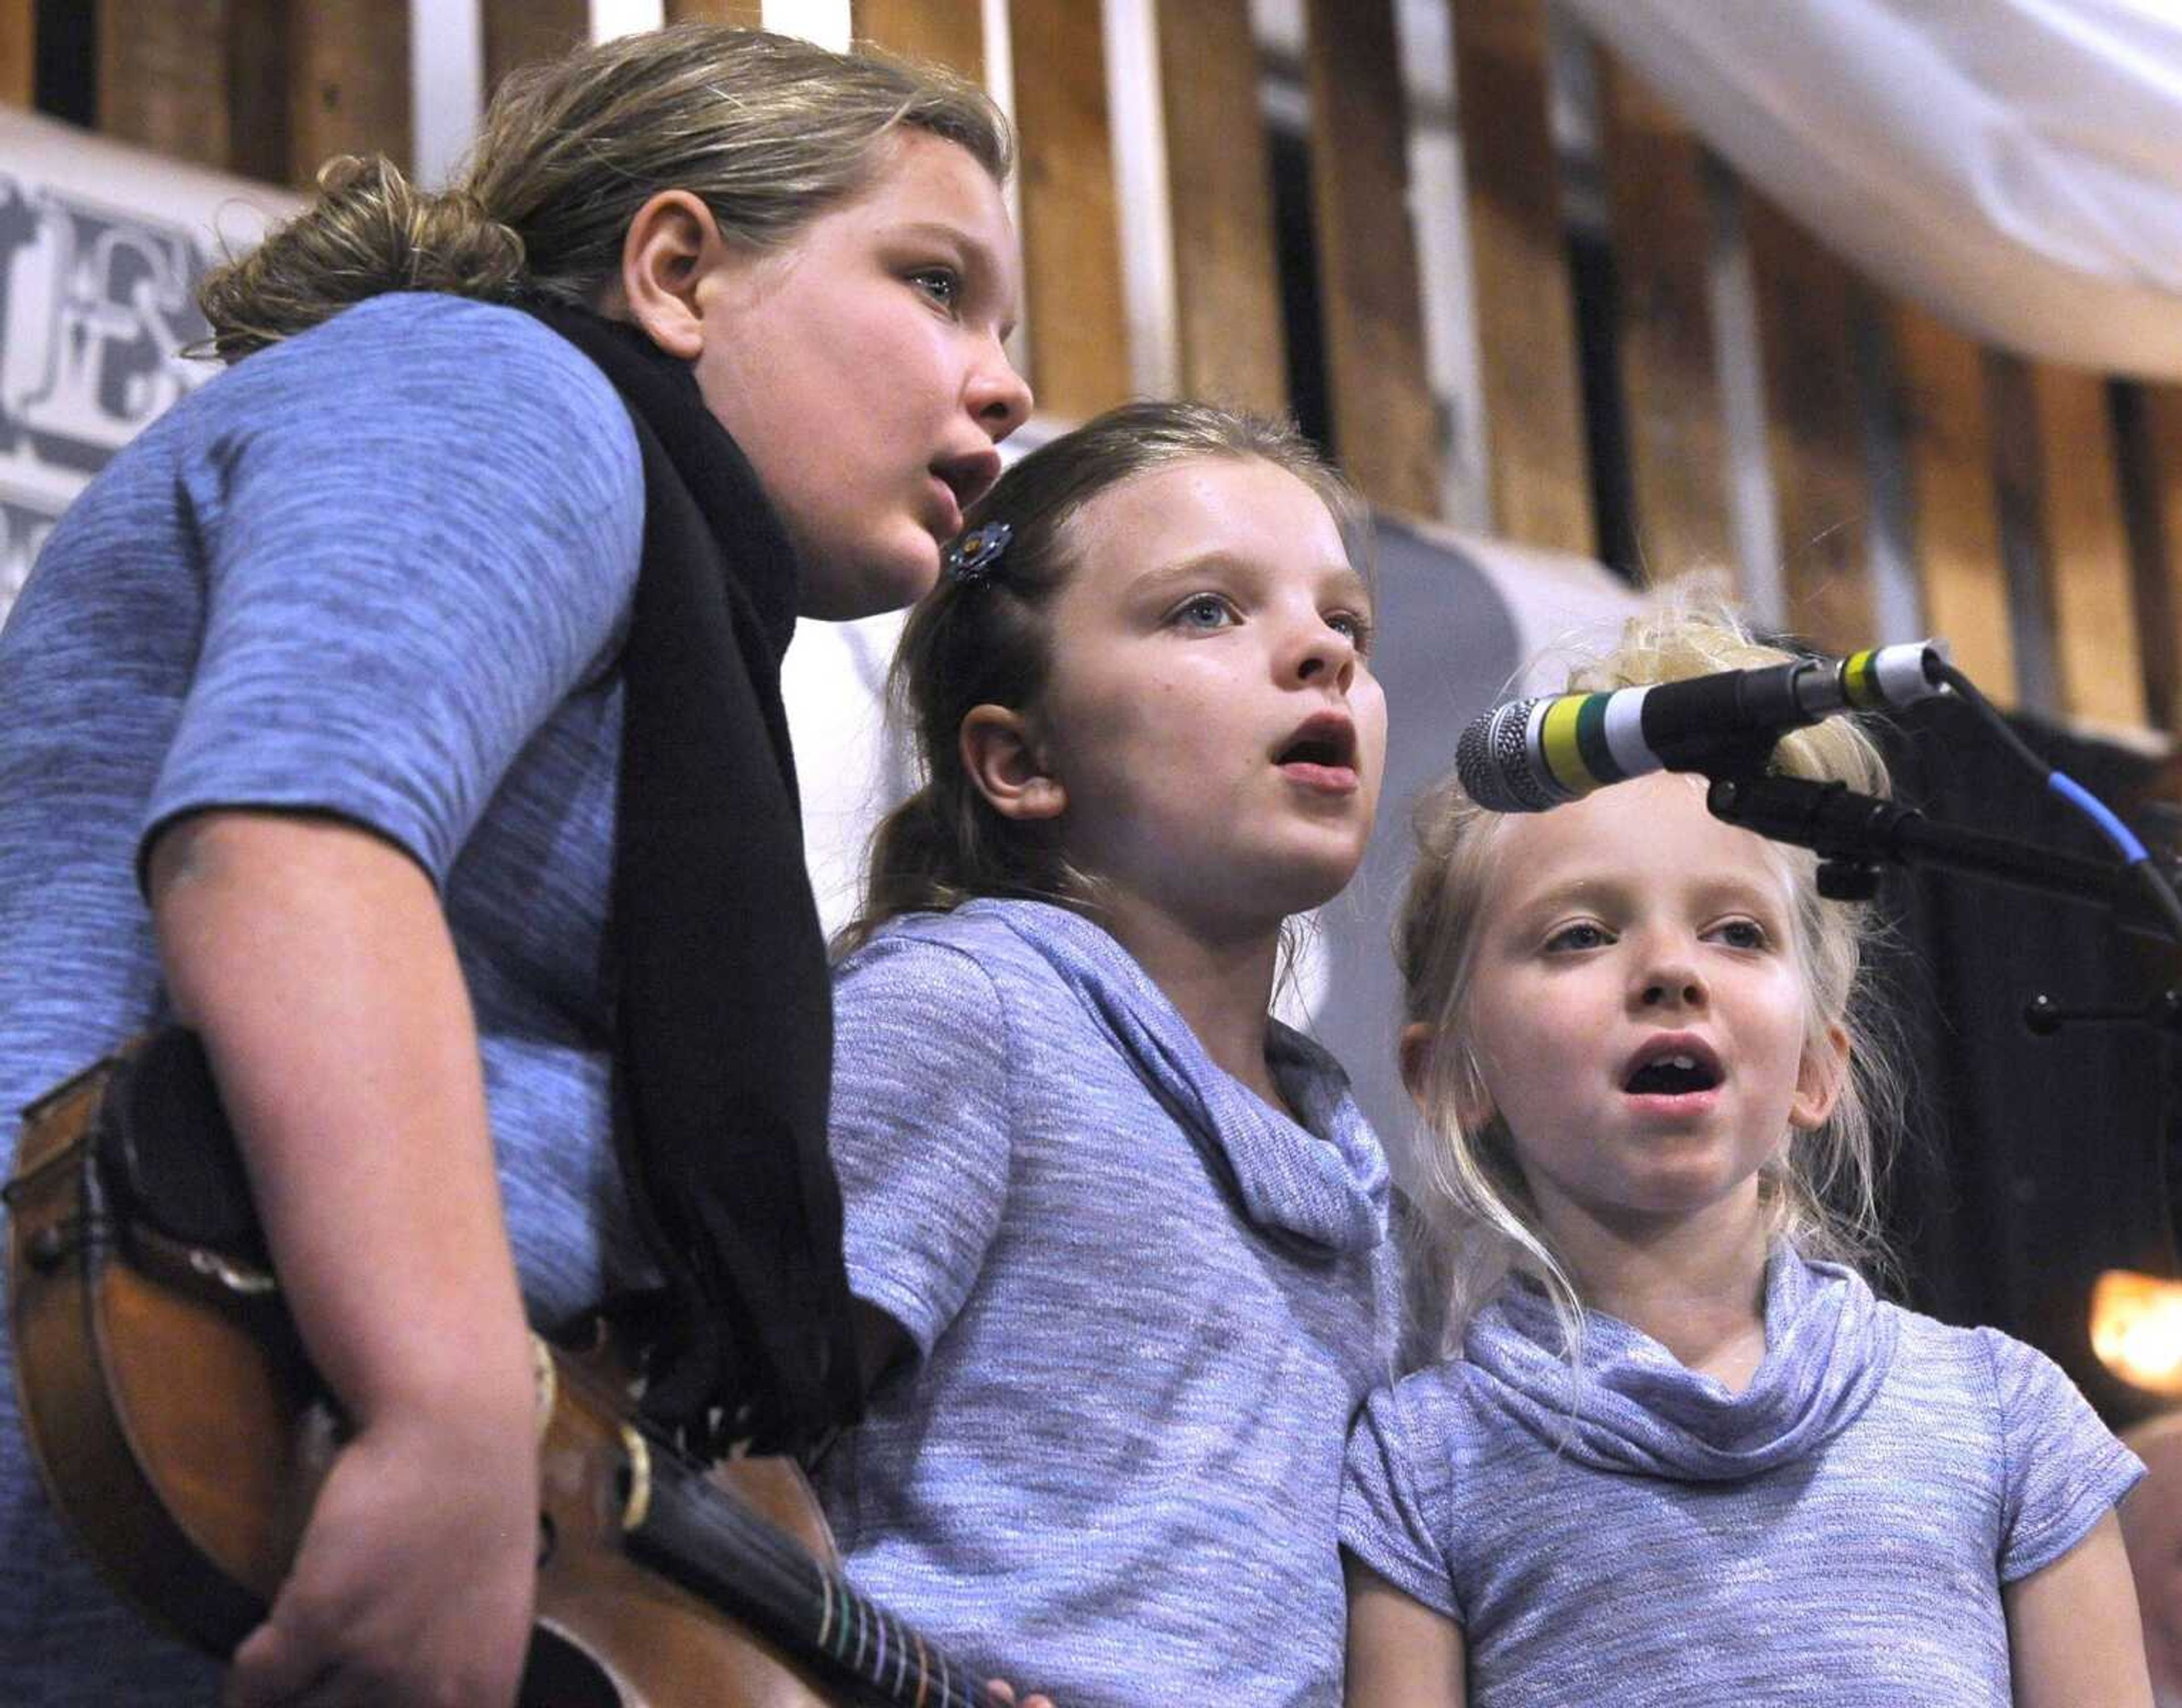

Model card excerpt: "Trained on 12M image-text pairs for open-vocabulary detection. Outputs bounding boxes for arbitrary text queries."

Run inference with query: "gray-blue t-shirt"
[0,291,648,1701]
[1341,1246,2144,1705]
[815,898,1403,1708]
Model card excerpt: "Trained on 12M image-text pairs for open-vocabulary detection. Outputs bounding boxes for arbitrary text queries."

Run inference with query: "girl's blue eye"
[1327,610,1374,654]
[1711,918,1770,950]
[1544,921,1611,952]
[1173,593,1237,631]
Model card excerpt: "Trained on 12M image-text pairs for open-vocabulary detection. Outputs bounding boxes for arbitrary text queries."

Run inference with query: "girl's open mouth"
[1275,713,1359,790]
[1621,1039,1724,1101]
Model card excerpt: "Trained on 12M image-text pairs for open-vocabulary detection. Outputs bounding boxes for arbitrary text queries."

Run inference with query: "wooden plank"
[95,0,234,169]
[2123,384,2182,736]
[2113,384,2182,736]
[1,0,32,108]
[663,1,766,24]
[851,0,982,81]
[1892,302,2014,704]
[78,0,287,182]
[482,0,586,96]
[1597,53,1730,585]
[1451,0,1589,548]
[1157,0,1284,415]
[2031,364,2145,729]
[1985,352,2061,718]
[1745,194,1872,653]
[224,0,294,186]
[288,0,413,184]
[1009,0,1131,421]
[1308,0,1438,517]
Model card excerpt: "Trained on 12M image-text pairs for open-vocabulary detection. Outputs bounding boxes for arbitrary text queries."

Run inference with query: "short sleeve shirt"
[1341,1260,2143,1705]
[817,899,1402,1708]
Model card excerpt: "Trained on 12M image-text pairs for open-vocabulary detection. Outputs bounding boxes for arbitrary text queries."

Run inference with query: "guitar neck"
[625,1443,1006,1708]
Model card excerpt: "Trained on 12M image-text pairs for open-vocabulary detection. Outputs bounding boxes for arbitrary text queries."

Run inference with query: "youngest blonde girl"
[1341,606,2150,1706]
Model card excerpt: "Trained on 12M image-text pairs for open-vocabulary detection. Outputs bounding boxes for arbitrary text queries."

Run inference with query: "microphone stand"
[1703,772,2182,1036]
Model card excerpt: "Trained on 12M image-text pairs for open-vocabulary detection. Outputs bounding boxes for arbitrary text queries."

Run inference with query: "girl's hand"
[985,1680,1056,1707]
[223,1394,539,1708]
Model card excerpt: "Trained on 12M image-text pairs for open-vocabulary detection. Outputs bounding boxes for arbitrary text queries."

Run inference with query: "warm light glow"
[2092,1270,2182,1396]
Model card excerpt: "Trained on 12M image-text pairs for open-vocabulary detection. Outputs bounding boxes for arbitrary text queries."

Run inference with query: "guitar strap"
[524,303,863,1456]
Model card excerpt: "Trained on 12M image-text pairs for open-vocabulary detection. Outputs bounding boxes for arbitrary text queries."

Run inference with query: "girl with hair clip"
[0,23,1029,1706]
[1341,605,2152,1706]
[817,399,1402,1706]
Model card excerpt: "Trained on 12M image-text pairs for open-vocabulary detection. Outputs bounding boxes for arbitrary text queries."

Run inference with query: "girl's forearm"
[147,809,534,1435]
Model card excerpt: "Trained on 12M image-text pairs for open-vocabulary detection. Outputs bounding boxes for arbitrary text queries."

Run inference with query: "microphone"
[1455,641,1950,813]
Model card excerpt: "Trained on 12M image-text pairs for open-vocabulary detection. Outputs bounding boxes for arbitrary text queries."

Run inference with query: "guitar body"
[5,1044,865,1708]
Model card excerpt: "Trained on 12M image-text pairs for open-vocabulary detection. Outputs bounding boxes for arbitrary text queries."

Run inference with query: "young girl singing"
[1342,607,2151,1706]
[817,401,1402,1706]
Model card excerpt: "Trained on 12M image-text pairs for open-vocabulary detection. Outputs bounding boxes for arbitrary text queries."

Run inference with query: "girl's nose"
[1635,955,1708,1011]
[968,337,1033,441]
[1291,622,1358,691]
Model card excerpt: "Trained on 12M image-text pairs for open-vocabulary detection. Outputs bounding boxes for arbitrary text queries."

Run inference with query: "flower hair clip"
[942,519,1011,586]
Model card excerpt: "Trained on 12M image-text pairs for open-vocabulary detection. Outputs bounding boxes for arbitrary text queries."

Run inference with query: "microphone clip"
[1704,773,2179,940]
[1815,860,1883,903]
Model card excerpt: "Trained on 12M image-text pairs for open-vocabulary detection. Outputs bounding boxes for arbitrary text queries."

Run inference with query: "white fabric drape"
[1564,0,2182,377]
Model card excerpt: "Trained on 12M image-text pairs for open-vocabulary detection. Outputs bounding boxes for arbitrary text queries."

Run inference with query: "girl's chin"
[798,530,941,620]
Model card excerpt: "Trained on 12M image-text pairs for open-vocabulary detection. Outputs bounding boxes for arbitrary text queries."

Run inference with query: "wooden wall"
[10,0,2180,743]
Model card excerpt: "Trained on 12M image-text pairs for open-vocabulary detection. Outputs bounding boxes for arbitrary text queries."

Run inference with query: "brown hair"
[836,399,1365,956]
[198,24,1009,361]
[1395,593,1904,1352]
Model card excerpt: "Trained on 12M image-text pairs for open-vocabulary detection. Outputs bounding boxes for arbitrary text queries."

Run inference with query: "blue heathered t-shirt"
[815,898,1404,1708]
[1340,1246,2145,1705]
[0,292,649,1702]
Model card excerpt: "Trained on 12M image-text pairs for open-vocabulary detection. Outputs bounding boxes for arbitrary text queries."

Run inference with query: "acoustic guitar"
[5,1030,1006,1707]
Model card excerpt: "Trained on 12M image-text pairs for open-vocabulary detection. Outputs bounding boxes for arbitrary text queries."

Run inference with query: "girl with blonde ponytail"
[0,24,1028,1705]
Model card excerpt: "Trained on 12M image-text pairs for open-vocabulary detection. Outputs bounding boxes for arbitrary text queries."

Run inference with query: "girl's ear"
[960,705,1067,821]
[1790,1020,1851,1131]
[1401,1021,1496,1130]
[1397,1022,1433,1107]
[617,190,724,360]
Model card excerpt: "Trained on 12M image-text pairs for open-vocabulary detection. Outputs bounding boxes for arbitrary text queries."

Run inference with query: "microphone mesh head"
[1456,698,1556,813]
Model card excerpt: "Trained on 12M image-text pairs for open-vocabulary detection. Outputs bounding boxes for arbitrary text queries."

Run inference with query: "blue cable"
[1933,660,2182,943]
[2048,770,2152,865]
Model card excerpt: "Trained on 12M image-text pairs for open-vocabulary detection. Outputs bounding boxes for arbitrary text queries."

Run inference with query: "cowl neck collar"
[1465,1245,1897,1481]
[978,899,1388,1255]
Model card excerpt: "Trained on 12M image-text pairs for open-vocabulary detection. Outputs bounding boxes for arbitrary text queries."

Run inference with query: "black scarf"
[527,302,861,1454]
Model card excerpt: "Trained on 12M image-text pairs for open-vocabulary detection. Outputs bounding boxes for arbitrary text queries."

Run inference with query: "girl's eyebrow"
[1688,872,1794,918]
[1496,874,1625,927]
[1125,553,1255,602]
[1503,868,1789,927]
[1127,552,1368,603]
